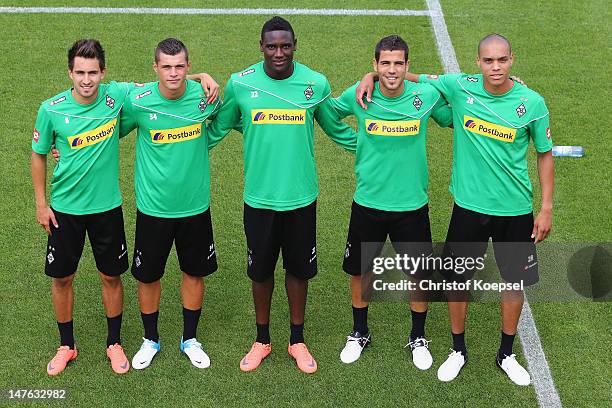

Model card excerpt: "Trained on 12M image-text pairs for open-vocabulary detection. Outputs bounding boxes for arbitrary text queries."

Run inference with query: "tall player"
[32,39,132,375]
[357,33,554,386]
[330,35,452,369]
[120,38,221,370]
[207,16,355,374]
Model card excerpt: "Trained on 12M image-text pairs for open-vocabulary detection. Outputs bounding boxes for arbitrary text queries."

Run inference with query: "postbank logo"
[463,115,516,143]
[150,123,202,144]
[251,109,305,125]
[67,118,117,150]
[364,119,420,136]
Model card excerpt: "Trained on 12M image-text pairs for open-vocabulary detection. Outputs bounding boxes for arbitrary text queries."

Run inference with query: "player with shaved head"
[356,33,554,386]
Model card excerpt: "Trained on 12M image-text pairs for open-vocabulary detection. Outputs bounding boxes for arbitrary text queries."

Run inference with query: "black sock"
[57,320,74,349]
[182,307,202,341]
[498,331,515,358]
[352,305,369,334]
[141,311,159,343]
[106,313,122,347]
[256,323,271,344]
[452,331,467,355]
[290,323,304,345]
[410,310,427,340]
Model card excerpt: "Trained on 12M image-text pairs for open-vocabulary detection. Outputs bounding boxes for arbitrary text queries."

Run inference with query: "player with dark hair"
[120,38,222,370]
[33,39,131,375]
[39,36,221,375]
[261,15,295,41]
[208,16,355,374]
[329,35,452,368]
[356,33,554,386]
[155,37,189,63]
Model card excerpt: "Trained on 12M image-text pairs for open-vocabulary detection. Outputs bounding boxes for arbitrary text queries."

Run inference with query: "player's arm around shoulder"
[118,84,151,138]
[314,97,358,154]
[186,72,220,104]
[416,72,465,100]
[331,82,360,119]
[206,75,240,150]
[425,85,453,128]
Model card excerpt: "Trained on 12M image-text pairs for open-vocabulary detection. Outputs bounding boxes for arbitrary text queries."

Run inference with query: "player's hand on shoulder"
[510,75,525,85]
[356,72,377,110]
[37,205,58,235]
[198,73,220,104]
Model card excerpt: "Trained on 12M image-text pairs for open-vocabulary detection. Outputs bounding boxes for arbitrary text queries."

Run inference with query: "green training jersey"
[32,81,132,215]
[419,73,552,216]
[207,61,356,211]
[120,80,221,218]
[331,81,452,211]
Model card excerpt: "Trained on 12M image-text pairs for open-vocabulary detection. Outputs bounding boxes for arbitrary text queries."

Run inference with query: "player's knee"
[53,274,75,289]
[100,273,122,288]
[182,272,204,284]
[501,288,524,302]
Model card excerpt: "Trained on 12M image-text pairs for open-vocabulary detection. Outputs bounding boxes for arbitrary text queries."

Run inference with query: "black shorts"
[343,202,433,279]
[131,209,217,283]
[244,201,317,282]
[442,203,538,286]
[45,206,128,278]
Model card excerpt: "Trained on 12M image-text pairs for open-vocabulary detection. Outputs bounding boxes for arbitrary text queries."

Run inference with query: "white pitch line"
[425,1,562,407]
[0,7,431,16]
[5,2,562,405]
[425,0,460,73]
[518,301,563,407]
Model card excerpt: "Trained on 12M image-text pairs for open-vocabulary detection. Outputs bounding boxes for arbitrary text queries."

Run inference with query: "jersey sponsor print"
[420,73,552,216]
[329,80,452,211]
[32,82,132,214]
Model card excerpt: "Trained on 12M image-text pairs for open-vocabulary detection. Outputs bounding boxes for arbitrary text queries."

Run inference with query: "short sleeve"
[32,105,54,154]
[528,99,553,153]
[419,73,462,100]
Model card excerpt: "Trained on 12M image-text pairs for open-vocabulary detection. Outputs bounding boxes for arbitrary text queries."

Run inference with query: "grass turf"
[0,1,610,407]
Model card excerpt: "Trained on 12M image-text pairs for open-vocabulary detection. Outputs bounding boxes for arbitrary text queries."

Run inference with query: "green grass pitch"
[0,1,610,407]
